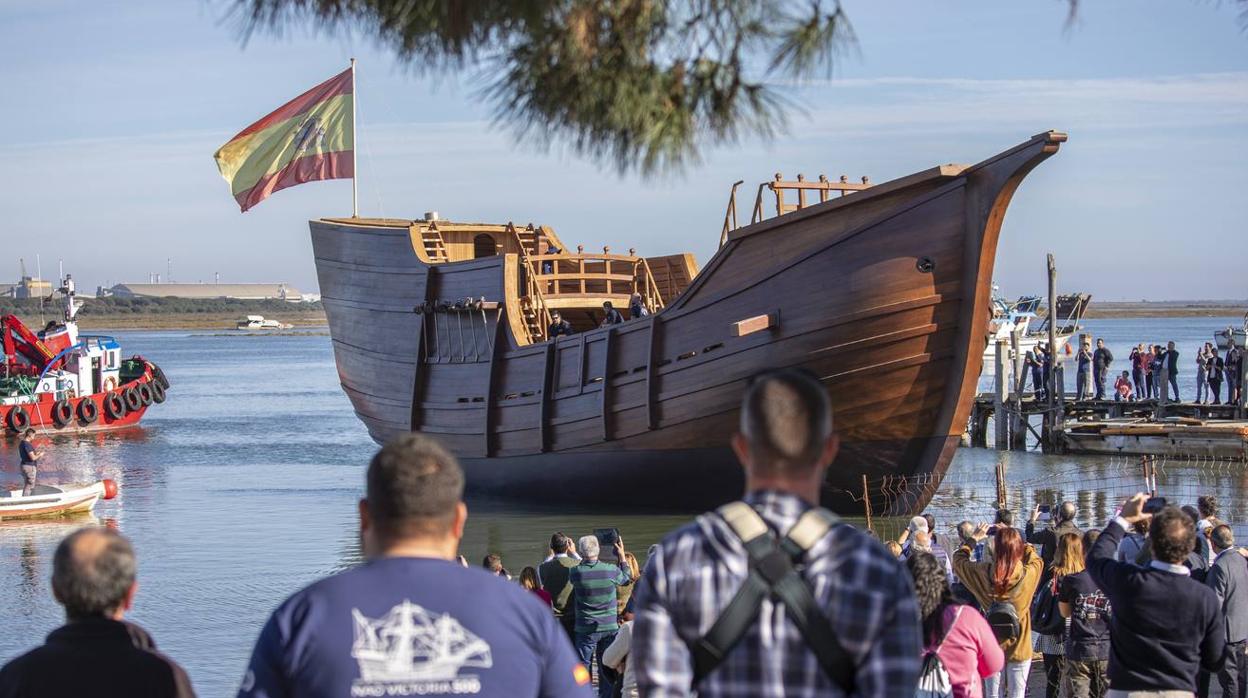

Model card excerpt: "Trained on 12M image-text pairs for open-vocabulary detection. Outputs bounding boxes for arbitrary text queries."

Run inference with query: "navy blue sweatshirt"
[1087,519,1225,691]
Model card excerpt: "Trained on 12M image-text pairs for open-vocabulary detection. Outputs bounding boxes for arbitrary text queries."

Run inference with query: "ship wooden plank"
[540,342,555,451]
[646,317,662,430]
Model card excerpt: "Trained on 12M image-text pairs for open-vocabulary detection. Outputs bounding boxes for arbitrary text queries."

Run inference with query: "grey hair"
[578,535,600,561]
[956,521,975,544]
[1058,501,1077,523]
[52,527,136,620]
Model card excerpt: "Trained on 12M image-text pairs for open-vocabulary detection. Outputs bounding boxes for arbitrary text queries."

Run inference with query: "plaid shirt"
[633,490,921,697]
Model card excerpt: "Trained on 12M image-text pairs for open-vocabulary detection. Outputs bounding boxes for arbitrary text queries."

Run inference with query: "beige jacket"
[951,543,1043,662]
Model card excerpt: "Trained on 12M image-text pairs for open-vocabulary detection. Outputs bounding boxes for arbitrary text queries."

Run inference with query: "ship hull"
[313,132,1065,515]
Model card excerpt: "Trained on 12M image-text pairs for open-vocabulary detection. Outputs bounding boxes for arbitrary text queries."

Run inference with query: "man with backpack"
[632,369,921,696]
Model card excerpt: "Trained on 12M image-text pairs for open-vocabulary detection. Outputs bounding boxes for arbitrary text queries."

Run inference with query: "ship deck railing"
[526,253,664,312]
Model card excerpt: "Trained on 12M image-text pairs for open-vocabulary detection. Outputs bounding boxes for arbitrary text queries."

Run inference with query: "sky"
[1,1,1245,301]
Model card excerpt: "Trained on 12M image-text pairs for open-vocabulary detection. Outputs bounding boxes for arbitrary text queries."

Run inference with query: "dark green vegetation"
[0,296,323,317]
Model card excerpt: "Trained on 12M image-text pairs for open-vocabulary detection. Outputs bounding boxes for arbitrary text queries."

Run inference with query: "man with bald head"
[0,527,194,698]
[633,368,921,697]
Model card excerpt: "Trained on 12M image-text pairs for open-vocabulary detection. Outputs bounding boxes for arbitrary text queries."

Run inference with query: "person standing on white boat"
[18,430,41,496]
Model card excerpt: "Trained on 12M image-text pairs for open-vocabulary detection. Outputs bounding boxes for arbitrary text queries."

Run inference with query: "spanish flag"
[214,67,354,212]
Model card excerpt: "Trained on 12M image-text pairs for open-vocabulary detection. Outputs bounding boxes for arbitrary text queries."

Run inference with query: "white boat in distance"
[981,293,1091,369]
[1214,312,1247,350]
[0,479,118,520]
[236,315,292,330]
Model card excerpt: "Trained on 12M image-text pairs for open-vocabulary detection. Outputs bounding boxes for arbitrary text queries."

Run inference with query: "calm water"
[0,316,1242,695]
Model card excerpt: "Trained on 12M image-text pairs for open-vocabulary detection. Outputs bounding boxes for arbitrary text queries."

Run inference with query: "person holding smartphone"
[1085,493,1226,694]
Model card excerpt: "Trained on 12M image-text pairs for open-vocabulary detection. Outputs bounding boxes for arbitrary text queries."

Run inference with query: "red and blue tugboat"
[1,275,169,434]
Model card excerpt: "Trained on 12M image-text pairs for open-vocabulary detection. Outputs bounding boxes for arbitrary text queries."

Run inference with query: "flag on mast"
[214,67,354,212]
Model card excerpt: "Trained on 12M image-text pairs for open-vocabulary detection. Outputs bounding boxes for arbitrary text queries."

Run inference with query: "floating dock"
[970,393,1247,458]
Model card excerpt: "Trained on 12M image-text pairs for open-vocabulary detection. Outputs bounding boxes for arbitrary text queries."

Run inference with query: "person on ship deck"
[549,312,575,338]
[600,302,623,327]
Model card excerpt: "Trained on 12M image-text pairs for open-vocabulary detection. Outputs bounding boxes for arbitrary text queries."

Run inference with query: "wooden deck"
[970,393,1248,458]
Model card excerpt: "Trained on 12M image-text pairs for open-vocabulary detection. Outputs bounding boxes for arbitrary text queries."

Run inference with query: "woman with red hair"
[952,523,1043,698]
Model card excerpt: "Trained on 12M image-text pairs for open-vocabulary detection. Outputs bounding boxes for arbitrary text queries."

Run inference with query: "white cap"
[908,516,929,534]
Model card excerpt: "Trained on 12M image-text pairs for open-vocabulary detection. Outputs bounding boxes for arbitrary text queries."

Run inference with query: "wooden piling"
[994,340,1008,450]
[995,460,1007,510]
[1044,253,1061,454]
[1010,330,1027,450]
[1239,348,1247,419]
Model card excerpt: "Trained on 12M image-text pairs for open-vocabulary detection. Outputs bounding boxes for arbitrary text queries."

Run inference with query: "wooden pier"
[969,393,1248,458]
[968,325,1247,458]
[967,254,1246,459]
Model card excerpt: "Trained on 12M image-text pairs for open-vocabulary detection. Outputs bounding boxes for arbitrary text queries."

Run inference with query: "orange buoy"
[102,479,118,500]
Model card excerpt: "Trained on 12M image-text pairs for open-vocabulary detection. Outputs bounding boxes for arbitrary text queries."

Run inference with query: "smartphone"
[1037,504,1052,522]
[594,527,620,548]
[1143,497,1167,514]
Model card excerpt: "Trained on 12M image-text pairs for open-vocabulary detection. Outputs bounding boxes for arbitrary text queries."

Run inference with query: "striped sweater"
[569,559,632,633]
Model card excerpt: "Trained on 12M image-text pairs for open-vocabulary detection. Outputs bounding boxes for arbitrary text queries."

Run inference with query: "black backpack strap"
[688,502,855,693]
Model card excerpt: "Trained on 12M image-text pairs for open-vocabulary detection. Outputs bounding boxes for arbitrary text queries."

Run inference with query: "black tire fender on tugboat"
[151,381,166,404]
[137,383,154,406]
[52,400,73,427]
[104,393,126,420]
[7,406,30,431]
[152,364,170,390]
[78,399,99,424]
[123,386,142,412]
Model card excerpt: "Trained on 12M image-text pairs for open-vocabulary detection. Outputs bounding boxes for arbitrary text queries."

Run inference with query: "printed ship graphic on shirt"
[351,600,493,683]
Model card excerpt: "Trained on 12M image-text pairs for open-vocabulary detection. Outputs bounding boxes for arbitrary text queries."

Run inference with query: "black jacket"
[1093,347,1114,372]
[1165,349,1180,374]
[549,319,574,337]
[1026,518,1082,581]
[1087,520,1225,692]
[0,618,195,698]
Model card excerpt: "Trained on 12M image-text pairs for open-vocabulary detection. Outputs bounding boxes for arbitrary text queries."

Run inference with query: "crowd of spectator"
[1030,337,1244,406]
[3,368,1248,698]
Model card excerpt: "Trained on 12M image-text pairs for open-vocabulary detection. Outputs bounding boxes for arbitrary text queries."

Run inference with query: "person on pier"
[1163,341,1181,403]
[1076,340,1093,401]
[1115,371,1133,401]
[1131,345,1147,402]
[1208,349,1225,405]
[1196,343,1211,404]
[1092,338,1113,400]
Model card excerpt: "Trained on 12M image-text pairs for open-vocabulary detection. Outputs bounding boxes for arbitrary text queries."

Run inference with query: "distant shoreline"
[1081,302,1245,319]
[11,312,329,331]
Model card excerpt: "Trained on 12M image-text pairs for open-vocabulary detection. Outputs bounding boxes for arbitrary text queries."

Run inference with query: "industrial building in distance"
[0,275,54,299]
[102,282,311,302]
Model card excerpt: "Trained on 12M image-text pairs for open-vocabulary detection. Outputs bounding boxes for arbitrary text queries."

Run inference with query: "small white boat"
[1214,312,1247,350]
[235,315,292,330]
[0,479,118,521]
[981,293,1090,368]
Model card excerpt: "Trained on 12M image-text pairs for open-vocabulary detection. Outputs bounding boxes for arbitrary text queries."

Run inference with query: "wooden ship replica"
[311,131,1067,514]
